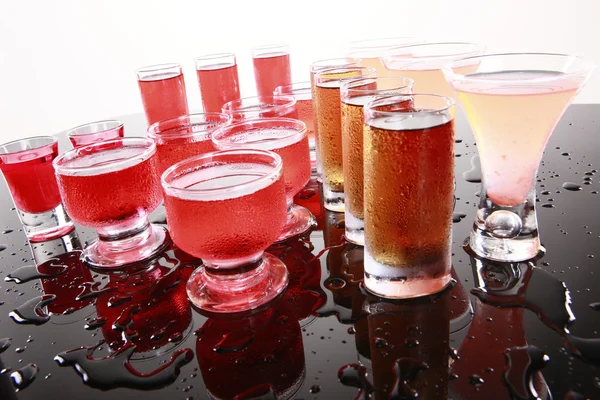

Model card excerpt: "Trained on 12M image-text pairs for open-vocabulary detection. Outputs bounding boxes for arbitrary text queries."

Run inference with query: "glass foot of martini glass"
[54,138,169,268]
[161,149,290,314]
[444,53,595,262]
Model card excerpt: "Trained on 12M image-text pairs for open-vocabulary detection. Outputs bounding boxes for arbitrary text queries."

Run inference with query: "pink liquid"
[253,52,292,97]
[0,145,61,213]
[164,163,287,264]
[197,63,241,113]
[138,73,189,126]
[68,126,124,148]
[455,71,583,206]
[56,149,162,228]
[296,99,316,143]
[155,139,216,176]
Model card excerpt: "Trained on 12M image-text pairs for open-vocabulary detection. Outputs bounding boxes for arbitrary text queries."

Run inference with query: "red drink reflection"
[253,48,292,97]
[137,64,189,126]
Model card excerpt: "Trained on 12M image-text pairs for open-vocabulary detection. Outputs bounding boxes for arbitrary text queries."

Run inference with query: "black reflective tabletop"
[1,106,600,399]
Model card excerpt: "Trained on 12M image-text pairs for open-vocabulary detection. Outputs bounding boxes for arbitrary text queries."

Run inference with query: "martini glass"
[444,53,595,262]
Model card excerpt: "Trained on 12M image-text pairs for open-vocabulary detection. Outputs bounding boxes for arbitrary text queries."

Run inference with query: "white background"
[0,0,598,143]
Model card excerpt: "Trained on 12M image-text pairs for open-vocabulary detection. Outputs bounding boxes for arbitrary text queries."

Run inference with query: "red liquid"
[293,178,323,230]
[196,306,305,399]
[164,163,287,263]
[253,52,292,97]
[197,64,240,113]
[155,139,216,176]
[68,126,124,148]
[0,144,62,213]
[296,98,316,143]
[271,133,311,200]
[57,151,162,228]
[138,73,189,126]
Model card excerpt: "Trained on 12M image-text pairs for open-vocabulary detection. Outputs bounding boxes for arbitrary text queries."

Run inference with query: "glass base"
[18,204,75,242]
[83,224,169,269]
[276,205,317,242]
[469,226,541,262]
[323,181,344,213]
[344,211,364,246]
[186,253,289,314]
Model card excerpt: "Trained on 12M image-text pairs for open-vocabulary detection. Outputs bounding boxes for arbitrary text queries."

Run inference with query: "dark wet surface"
[1,107,600,399]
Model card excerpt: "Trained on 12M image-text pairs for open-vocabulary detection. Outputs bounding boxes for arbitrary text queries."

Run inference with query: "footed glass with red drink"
[0,136,74,241]
[54,138,168,268]
[222,95,297,122]
[161,149,289,313]
[147,112,231,176]
[66,120,124,148]
[212,118,316,242]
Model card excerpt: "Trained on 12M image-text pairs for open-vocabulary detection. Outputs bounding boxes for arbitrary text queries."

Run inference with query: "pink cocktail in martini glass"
[444,53,595,262]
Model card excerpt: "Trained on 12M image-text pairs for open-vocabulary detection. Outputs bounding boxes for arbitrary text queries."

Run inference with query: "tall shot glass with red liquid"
[66,120,124,148]
[161,149,289,313]
[195,53,241,113]
[212,119,315,242]
[0,136,74,241]
[222,95,298,122]
[147,113,231,176]
[251,44,292,97]
[54,138,168,268]
[137,63,189,126]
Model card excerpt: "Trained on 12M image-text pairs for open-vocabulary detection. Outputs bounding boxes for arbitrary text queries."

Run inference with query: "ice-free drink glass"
[274,82,317,174]
[147,113,231,176]
[195,53,241,113]
[212,118,315,242]
[222,95,297,122]
[444,53,595,262]
[162,149,289,313]
[251,44,292,97]
[66,120,124,148]
[136,63,189,126]
[313,66,375,212]
[340,76,414,245]
[0,136,74,241]
[347,37,422,77]
[54,138,168,268]
[363,95,455,298]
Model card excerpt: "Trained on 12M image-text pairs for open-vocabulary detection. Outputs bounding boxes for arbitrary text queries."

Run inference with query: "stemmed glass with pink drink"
[66,120,124,148]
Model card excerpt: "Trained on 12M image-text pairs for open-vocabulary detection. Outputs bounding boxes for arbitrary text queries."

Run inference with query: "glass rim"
[135,63,182,75]
[273,81,312,96]
[222,95,296,116]
[365,94,456,116]
[54,137,156,176]
[250,43,289,52]
[0,136,57,156]
[443,52,597,84]
[382,42,485,64]
[314,66,377,85]
[347,36,422,50]
[194,52,235,62]
[66,120,124,137]
[147,112,232,140]
[309,57,363,72]
[211,117,307,150]
[161,148,283,199]
[340,76,415,95]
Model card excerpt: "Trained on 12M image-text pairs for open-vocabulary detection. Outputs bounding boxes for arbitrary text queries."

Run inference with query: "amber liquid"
[364,116,454,270]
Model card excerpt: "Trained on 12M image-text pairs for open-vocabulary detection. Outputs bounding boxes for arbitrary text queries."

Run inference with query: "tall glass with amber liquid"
[363,94,455,298]
[340,76,413,245]
[313,66,375,212]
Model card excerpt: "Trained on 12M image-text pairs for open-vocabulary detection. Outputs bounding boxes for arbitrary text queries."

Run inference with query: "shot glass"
[251,44,292,97]
[310,57,363,181]
[274,82,317,174]
[195,53,241,113]
[313,66,375,212]
[346,37,422,77]
[212,118,315,242]
[340,76,414,245]
[136,63,189,126]
[381,42,485,101]
[222,95,298,121]
[161,149,289,313]
[54,138,168,268]
[0,136,74,241]
[147,113,231,176]
[363,94,455,298]
[66,120,124,148]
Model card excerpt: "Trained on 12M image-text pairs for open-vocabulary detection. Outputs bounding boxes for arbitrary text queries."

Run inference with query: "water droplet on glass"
[562,182,582,191]
[309,385,321,393]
